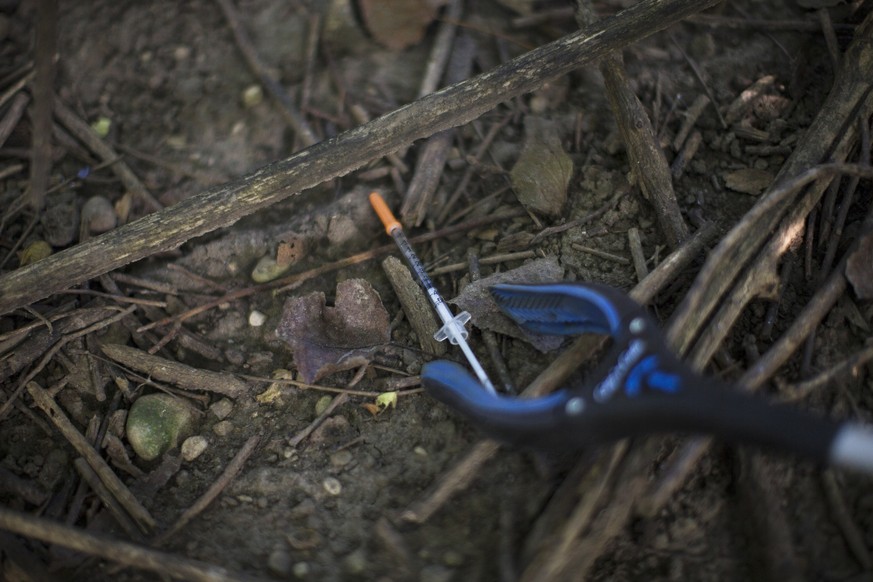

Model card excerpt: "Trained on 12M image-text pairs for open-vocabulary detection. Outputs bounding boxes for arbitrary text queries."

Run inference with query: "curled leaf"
[375,391,398,411]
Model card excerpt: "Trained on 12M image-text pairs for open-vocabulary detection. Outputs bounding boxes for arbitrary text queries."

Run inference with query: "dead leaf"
[276,233,312,267]
[510,117,573,217]
[275,279,390,383]
[723,168,773,196]
[846,230,873,300]
[452,258,566,352]
[359,0,439,50]
[361,402,381,416]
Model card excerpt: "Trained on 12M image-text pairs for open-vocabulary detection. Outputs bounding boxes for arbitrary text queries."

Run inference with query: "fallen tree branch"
[0,0,721,315]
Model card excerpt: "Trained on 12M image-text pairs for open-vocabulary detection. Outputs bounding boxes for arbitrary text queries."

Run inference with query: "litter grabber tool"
[421,281,873,474]
[369,192,496,395]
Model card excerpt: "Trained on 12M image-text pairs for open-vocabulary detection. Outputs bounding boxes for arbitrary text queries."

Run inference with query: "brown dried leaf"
[275,279,390,382]
[510,117,573,218]
[359,0,439,50]
[723,168,773,196]
[452,258,565,352]
[846,230,873,300]
[276,233,312,267]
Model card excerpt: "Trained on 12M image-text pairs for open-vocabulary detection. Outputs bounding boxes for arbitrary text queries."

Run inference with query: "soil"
[2,1,873,581]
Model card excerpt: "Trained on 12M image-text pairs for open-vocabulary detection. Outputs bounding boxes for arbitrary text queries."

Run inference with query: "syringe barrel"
[390,228,442,309]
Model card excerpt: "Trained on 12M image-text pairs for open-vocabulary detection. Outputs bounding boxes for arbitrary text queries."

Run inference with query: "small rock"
[314,395,333,416]
[210,398,233,420]
[292,562,310,578]
[81,196,117,234]
[326,213,361,248]
[173,45,192,60]
[251,255,290,283]
[343,548,367,574]
[330,450,353,467]
[442,550,464,566]
[126,393,197,461]
[41,196,78,247]
[181,435,208,462]
[268,548,293,576]
[322,477,342,496]
[18,240,52,266]
[212,420,234,437]
[242,85,264,107]
[420,564,453,582]
[248,310,266,327]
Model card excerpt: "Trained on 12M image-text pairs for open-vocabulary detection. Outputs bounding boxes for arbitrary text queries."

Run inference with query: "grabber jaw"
[489,282,640,338]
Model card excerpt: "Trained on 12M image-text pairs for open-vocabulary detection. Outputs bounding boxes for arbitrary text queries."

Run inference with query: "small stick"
[437,115,513,226]
[780,342,873,402]
[73,458,144,541]
[56,288,167,307]
[429,250,537,276]
[288,394,349,449]
[670,129,702,180]
[627,227,648,282]
[599,47,690,249]
[111,272,178,295]
[669,34,727,129]
[382,256,446,356]
[101,344,248,398]
[28,0,57,211]
[0,506,267,582]
[530,185,628,245]
[300,11,321,114]
[241,372,422,398]
[153,434,261,546]
[0,91,29,148]
[817,8,842,71]
[672,94,710,152]
[400,439,501,524]
[27,382,156,532]
[402,20,475,225]
[417,0,463,99]
[570,243,631,265]
[686,13,855,32]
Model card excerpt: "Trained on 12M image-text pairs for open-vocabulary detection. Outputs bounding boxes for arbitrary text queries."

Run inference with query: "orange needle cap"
[369,192,402,235]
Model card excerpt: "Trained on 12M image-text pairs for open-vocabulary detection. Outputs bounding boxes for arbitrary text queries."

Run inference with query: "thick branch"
[0,0,720,315]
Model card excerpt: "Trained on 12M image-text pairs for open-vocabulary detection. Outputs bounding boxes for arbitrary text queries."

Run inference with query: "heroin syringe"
[369,192,497,395]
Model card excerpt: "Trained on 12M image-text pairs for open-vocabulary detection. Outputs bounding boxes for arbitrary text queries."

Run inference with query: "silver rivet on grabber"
[565,397,585,415]
[629,317,645,334]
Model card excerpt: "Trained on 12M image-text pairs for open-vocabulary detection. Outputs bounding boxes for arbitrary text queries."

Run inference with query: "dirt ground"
[2,0,873,580]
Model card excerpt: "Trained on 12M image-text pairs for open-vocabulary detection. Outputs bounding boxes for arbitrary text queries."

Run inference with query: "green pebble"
[126,393,197,461]
[315,395,333,416]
